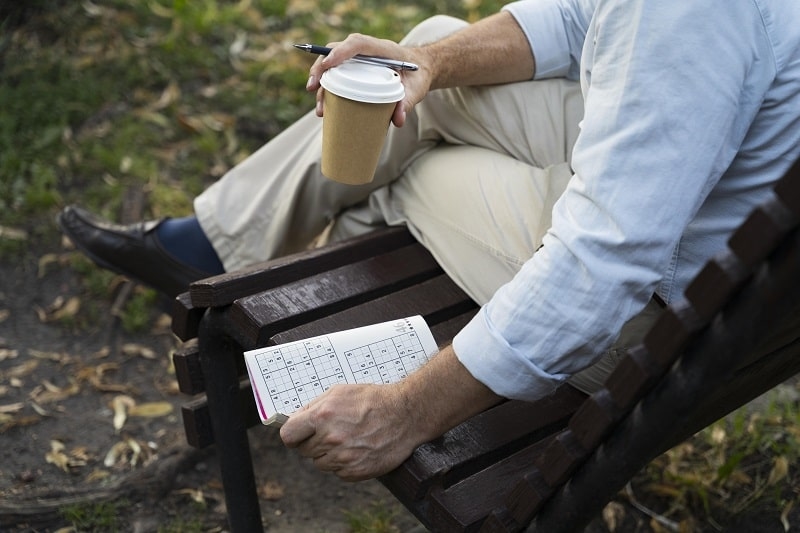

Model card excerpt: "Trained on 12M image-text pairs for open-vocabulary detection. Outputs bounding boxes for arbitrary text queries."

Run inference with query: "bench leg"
[199,308,263,532]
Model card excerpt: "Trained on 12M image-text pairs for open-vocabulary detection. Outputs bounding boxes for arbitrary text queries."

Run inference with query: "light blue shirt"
[454,0,800,402]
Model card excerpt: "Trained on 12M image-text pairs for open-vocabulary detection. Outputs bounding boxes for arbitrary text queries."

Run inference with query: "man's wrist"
[391,344,503,444]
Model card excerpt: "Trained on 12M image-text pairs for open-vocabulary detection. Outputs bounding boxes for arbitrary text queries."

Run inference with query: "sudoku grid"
[254,329,428,415]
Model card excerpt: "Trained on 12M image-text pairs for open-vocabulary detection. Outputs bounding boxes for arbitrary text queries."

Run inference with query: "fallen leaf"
[151,80,181,111]
[0,414,40,432]
[2,360,39,379]
[71,446,91,463]
[82,0,104,16]
[30,402,50,416]
[37,253,62,278]
[0,225,28,241]
[710,425,726,445]
[35,296,81,323]
[0,309,9,324]
[103,437,154,469]
[260,480,285,501]
[119,155,132,173]
[121,343,156,359]
[0,403,24,414]
[767,456,789,486]
[28,349,69,363]
[174,488,206,505]
[92,346,111,359]
[30,378,80,404]
[129,401,173,418]
[103,441,129,467]
[780,499,794,532]
[0,348,18,361]
[176,113,205,134]
[112,395,136,432]
[45,440,86,472]
[0,414,14,429]
[45,440,71,473]
[602,501,626,532]
[152,313,173,334]
[77,363,132,393]
[85,468,111,482]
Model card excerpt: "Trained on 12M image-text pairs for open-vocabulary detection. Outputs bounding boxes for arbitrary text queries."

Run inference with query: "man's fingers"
[279,408,316,448]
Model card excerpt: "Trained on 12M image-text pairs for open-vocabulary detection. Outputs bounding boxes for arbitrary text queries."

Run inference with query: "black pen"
[293,43,419,71]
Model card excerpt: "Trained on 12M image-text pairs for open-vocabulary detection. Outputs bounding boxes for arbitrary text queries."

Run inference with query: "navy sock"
[155,216,225,274]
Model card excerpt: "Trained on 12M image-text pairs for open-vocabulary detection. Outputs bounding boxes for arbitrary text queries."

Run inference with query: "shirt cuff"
[503,0,572,79]
[452,306,567,402]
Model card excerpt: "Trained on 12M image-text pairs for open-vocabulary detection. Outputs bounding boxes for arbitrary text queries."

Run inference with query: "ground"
[0,234,422,533]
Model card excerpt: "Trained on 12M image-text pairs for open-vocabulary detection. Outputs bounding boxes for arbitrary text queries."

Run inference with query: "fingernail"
[306,75,315,90]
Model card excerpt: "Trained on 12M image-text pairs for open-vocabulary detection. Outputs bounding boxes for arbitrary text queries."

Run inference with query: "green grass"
[60,499,126,531]
[640,386,800,529]
[0,0,504,333]
[0,0,505,229]
[344,500,401,533]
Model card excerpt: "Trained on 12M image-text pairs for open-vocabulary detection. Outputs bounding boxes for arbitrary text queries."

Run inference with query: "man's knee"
[400,15,467,46]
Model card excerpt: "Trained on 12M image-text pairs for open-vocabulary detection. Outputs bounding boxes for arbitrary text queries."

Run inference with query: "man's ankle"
[155,216,225,275]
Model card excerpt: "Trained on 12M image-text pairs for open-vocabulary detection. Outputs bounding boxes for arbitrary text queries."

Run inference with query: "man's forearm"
[420,11,535,90]
[397,344,503,443]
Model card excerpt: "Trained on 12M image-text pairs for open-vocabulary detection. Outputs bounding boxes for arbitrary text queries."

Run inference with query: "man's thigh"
[332,144,573,304]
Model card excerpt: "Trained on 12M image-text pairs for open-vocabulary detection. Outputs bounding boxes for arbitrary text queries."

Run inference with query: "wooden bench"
[170,156,800,532]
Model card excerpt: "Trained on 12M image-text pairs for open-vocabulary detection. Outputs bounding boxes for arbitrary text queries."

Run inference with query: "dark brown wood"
[271,275,477,346]
[172,340,203,395]
[567,389,622,450]
[181,377,259,449]
[197,309,263,531]
[228,243,443,347]
[189,226,415,308]
[422,438,556,532]
[171,291,204,341]
[523,158,800,532]
[380,385,586,503]
[174,243,477,447]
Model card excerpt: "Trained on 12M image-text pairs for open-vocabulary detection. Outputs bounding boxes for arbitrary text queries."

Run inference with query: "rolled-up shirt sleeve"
[503,0,595,80]
[454,0,777,402]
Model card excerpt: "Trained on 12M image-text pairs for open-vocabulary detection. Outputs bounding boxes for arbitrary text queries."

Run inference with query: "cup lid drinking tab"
[320,60,405,104]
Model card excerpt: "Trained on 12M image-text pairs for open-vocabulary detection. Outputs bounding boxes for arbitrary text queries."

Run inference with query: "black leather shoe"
[56,206,213,298]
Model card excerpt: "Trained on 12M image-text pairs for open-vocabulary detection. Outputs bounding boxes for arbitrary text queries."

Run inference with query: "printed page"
[244,315,438,426]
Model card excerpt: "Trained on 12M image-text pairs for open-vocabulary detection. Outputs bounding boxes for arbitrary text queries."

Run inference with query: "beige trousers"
[194,15,659,394]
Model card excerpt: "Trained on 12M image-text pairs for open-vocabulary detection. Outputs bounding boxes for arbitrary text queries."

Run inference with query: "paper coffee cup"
[320,60,405,185]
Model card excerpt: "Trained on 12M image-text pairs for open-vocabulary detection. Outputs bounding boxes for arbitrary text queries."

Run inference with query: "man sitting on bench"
[58,1,800,481]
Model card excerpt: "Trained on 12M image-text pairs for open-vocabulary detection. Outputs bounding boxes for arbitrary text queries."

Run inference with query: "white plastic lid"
[320,60,405,104]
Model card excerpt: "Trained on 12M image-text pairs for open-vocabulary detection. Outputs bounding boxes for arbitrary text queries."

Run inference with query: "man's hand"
[304,11,534,128]
[279,345,502,481]
[279,382,420,481]
[306,34,433,128]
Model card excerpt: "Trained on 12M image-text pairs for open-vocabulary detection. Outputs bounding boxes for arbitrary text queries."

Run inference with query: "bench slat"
[424,437,556,533]
[181,378,259,448]
[271,274,477,346]
[190,226,415,308]
[229,243,443,347]
[381,385,586,502]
